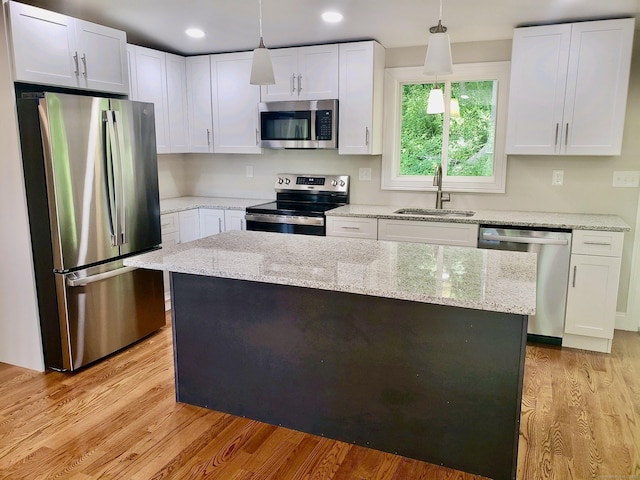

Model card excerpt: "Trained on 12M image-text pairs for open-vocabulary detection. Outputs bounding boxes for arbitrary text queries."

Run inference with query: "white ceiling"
[18,0,640,55]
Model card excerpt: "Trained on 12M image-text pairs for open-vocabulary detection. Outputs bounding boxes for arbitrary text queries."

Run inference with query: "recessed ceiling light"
[185,28,205,39]
[321,11,343,23]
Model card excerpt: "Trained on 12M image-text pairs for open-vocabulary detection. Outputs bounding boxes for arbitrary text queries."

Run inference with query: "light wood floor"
[1,318,639,480]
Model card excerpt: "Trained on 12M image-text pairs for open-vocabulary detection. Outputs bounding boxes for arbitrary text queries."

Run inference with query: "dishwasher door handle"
[481,233,569,246]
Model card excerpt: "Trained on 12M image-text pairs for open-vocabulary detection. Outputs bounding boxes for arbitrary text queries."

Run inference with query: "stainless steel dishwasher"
[477,225,572,344]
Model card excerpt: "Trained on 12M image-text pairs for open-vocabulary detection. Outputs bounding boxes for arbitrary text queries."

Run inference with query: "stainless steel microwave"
[259,99,338,149]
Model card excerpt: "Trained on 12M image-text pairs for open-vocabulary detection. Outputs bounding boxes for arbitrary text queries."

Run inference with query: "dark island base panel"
[170,273,527,480]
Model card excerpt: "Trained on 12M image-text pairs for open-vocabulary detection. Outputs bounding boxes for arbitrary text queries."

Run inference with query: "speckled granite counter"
[326,204,630,232]
[125,229,536,315]
[160,196,272,214]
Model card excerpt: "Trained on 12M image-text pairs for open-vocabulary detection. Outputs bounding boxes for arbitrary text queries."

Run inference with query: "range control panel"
[275,174,349,194]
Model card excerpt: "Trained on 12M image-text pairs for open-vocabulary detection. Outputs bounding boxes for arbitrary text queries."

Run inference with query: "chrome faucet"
[433,164,450,209]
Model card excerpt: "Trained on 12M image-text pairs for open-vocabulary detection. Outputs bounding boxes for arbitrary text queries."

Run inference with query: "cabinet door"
[338,41,385,155]
[75,19,129,94]
[130,46,170,153]
[127,45,138,99]
[166,53,189,153]
[8,1,78,88]
[297,45,338,100]
[563,19,634,156]
[260,48,299,101]
[186,56,213,153]
[199,209,225,237]
[178,209,200,243]
[224,210,246,232]
[505,24,571,155]
[211,52,262,154]
[565,254,621,339]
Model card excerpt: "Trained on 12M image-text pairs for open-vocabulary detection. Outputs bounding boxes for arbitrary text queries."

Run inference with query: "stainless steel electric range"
[246,174,349,236]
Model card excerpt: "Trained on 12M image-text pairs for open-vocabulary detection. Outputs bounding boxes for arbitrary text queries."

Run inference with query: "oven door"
[245,213,326,236]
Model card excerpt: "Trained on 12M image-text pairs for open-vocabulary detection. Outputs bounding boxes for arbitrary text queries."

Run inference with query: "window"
[382,62,510,193]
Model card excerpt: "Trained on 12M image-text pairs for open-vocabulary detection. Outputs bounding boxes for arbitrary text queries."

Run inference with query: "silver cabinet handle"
[73,52,79,76]
[218,217,223,233]
[240,218,246,230]
[341,226,361,230]
[297,74,302,94]
[256,128,259,145]
[565,123,569,146]
[572,265,577,288]
[206,128,211,146]
[81,53,87,77]
[583,241,612,246]
[67,266,137,287]
[554,123,559,146]
[365,127,370,146]
[291,73,297,93]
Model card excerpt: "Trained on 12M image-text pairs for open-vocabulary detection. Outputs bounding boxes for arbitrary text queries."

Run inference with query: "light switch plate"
[359,167,372,181]
[612,171,640,188]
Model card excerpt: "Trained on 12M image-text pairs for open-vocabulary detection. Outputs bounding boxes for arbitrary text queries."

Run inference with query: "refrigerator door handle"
[66,266,138,287]
[103,110,119,246]
[112,109,127,246]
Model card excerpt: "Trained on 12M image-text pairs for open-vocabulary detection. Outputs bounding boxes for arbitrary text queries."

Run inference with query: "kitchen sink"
[393,208,476,218]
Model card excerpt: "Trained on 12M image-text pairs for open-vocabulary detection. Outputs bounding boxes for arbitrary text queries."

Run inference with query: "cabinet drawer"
[571,230,623,257]
[160,212,179,234]
[326,216,378,239]
[378,219,479,247]
[161,230,179,248]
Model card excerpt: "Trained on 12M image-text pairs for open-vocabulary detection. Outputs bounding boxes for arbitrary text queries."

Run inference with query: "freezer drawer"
[55,260,165,370]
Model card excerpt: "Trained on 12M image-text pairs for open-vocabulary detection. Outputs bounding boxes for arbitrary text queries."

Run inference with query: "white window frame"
[381,62,510,193]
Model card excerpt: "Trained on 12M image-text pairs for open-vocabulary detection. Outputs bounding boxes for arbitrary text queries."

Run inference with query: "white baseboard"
[615,311,638,332]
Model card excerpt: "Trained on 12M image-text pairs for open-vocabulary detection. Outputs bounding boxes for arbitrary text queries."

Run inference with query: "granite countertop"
[160,196,273,214]
[125,230,537,316]
[326,204,630,232]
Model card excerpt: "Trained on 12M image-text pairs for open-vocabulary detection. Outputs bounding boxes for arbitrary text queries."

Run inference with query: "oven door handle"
[245,213,325,226]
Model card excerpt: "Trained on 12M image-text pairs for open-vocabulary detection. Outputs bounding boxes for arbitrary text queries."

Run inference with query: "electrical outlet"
[552,170,564,186]
[359,167,372,181]
[612,171,640,188]
[246,166,253,178]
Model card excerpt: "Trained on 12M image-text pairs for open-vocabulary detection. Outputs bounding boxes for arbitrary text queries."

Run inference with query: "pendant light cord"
[439,0,443,22]
[258,0,264,39]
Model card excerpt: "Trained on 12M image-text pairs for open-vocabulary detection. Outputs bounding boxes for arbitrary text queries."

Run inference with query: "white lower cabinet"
[160,212,180,306]
[225,210,246,231]
[563,230,624,353]
[177,209,200,243]
[326,216,378,239]
[378,219,479,247]
[199,209,225,237]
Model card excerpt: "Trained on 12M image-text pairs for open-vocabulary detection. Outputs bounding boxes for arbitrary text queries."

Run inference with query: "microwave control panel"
[316,110,333,140]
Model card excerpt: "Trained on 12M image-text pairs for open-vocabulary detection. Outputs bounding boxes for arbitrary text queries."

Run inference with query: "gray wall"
[158,37,640,315]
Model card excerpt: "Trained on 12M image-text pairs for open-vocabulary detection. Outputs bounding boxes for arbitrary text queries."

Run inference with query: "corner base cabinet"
[563,230,623,353]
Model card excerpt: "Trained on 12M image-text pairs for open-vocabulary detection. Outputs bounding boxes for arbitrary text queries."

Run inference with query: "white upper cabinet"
[8,1,128,94]
[128,45,189,154]
[210,52,262,154]
[165,53,190,153]
[186,56,214,153]
[261,45,339,101]
[338,41,385,155]
[128,45,170,153]
[506,18,634,156]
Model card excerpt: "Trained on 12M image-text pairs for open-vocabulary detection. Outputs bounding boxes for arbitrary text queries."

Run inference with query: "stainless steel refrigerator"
[17,92,165,371]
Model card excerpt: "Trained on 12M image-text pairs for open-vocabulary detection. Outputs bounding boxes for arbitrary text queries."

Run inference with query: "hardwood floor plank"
[2,324,640,479]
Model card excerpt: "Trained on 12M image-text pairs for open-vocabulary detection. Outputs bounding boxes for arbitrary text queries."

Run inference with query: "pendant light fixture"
[250,0,275,85]
[424,0,452,114]
[423,0,453,75]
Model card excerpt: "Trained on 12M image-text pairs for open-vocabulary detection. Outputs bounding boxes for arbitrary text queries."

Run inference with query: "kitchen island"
[125,230,536,480]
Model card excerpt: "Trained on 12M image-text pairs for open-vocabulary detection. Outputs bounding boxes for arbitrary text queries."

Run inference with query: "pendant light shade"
[250,0,275,85]
[426,86,445,114]
[423,0,453,75]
